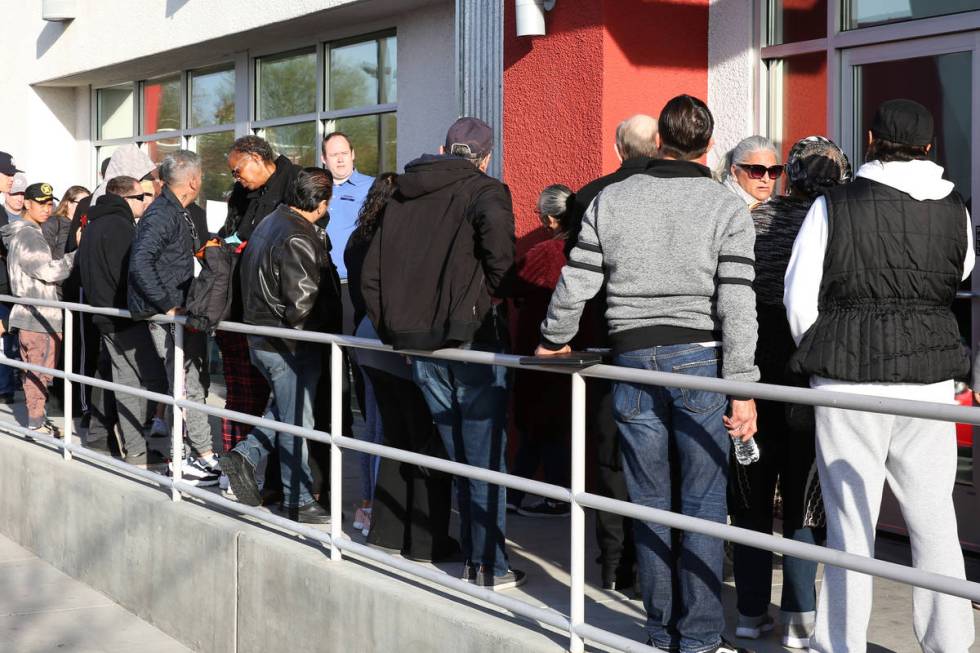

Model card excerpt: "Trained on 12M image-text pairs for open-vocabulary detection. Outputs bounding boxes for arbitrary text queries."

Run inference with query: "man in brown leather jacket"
[221,168,341,524]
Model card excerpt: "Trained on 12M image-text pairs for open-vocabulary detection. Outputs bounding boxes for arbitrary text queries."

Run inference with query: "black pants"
[364,367,455,560]
[591,379,635,583]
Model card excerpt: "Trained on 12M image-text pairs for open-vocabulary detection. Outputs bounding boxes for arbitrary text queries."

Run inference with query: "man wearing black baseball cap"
[785,99,975,650]
[0,152,22,196]
[361,117,522,588]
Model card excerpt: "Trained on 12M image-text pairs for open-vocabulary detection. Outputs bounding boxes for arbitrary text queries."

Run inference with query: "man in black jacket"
[361,117,521,589]
[569,114,658,592]
[77,176,166,468]
[221,168,340,524]
[215,135,301,458]
[129,150,219,486]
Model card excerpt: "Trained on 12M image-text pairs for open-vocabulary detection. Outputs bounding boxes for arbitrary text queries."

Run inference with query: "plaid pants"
[216,330,270,451]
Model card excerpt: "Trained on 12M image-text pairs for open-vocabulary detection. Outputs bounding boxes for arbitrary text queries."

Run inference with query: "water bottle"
[732,435,760,465]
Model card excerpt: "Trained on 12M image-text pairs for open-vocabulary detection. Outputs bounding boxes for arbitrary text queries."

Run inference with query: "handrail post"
[569,372,586,653]
[329,342,343,560]
[171,322,185,501]
[62,308,73,461]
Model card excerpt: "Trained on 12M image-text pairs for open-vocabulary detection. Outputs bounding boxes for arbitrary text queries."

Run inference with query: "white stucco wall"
[707,0,757,172]
[0,0,455,194]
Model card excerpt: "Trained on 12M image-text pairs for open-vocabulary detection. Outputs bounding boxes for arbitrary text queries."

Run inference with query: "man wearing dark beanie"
[785,99,975,651]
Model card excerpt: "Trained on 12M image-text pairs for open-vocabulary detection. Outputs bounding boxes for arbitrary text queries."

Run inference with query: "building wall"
[0,0,455,194]
[503,0,711,250]
[707,0,756,171]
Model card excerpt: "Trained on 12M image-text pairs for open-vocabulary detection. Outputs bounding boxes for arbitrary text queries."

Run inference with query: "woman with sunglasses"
[721,135,783,208]
[729,136,850,649]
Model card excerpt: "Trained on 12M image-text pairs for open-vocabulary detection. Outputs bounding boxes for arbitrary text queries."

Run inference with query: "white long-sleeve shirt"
[783,159,974,401]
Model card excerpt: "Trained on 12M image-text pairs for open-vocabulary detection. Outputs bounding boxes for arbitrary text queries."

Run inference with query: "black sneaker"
[220,451,261,506]
[517,500,570,518]
[279,501,330,524]
[0,393,14,404]
[461,562,478,583]
[177,455,220,487]
[125,449,168,470]
[477,567,527,591]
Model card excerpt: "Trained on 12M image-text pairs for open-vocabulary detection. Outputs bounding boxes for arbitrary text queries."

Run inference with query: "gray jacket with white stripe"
[539,158,760,383]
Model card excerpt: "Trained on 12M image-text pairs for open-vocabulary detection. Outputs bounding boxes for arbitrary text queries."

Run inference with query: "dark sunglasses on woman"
[736,163,784,180]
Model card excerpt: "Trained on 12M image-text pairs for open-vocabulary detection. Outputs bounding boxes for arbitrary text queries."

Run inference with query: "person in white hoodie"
[784,99,975,652]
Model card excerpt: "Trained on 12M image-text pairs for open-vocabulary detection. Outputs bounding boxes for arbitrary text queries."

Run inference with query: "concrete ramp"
[0,434,566,653]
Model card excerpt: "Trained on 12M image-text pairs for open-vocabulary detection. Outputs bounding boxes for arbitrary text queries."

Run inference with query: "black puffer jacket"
[361,155,515,350]
[240,205,342,336]
[128,187,204,320]
[220,155,301,241]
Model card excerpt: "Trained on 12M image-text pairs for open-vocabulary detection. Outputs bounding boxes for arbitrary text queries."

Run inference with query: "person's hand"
[723,398,758,442]
[0,322,6,337]
[534,344,571,357]
[75,229,82,246]
[166,307,185,316]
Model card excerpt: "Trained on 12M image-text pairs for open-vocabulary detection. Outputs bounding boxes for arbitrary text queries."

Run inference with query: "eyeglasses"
[736,163,784,180]
[123,193,148,201]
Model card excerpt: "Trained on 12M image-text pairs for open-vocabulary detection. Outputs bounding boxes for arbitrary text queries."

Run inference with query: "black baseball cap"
[24,183,57,203]
[445,117,494,158]
[0,151,22,176]
[871,99,934,147]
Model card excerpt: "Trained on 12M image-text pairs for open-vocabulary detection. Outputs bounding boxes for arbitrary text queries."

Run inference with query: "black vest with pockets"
[789,176,969,383]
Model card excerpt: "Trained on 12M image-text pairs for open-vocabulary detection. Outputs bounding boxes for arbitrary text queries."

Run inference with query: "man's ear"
[438,145,445,155]
[479,153,492,173]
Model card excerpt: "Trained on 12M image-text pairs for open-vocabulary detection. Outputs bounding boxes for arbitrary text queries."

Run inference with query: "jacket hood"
[397,155,485,199]
[87,193,135,223]
[91,144,156,202]
[0,217,33,238]
[856,159,956,201]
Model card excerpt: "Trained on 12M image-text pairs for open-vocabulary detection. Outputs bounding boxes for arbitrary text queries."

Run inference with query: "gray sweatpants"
[812,404,974,652]
[102,324,167,458]
[149,322,212,457]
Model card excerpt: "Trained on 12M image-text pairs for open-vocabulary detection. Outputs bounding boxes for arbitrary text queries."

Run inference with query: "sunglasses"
[736,163,784,180]
[123,193,149,201]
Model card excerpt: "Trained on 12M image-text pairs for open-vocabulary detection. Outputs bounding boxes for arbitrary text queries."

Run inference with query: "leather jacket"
[240,205,342,336]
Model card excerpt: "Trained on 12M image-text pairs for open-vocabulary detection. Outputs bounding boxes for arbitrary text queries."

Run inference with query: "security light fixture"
[42,0,76,22]
[516,0,556,37]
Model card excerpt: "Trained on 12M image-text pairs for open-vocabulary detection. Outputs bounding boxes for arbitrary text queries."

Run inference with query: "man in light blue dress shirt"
[321,132,374,280]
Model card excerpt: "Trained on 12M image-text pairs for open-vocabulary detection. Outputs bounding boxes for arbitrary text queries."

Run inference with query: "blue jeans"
[613,344,730,653]
[0,305,18,396]
[412,353,509,576]
[234,339,320,509]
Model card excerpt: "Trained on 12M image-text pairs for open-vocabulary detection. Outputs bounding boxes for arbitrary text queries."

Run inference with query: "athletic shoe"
[461,562,478,583]
[0,393,14,404]
[506,501,521,514]
[176,455,220,487]
[517,500,570,518]
[735,613,774,639]
[278,501,330,524]
[220,451,262,505]
[30,419,61,438]
[150,417,168,438]
[709,639,754,653]
[125,449,168,470]
[782,622,811,649]
[477,567,527,591]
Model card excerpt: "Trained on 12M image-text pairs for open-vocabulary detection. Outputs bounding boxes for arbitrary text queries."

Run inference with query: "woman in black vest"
[785,100,975,652]
[730,136,850,649]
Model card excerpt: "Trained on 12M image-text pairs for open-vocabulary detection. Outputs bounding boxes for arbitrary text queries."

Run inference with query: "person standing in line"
[216,135,300,456]
[321,132,374,282]
[537,95,759,653]
[3,173,27,224]
[221,168,341,524]
[563,114,660,591]
[0,154,24,405]
[719,136,781,209]
[44,185,89,259]
[77,175,166,469]
[1,183,75,436]
[128,150,219,487]
[730,136,850,649]
[362,117,523,590]
[785,99,975,652]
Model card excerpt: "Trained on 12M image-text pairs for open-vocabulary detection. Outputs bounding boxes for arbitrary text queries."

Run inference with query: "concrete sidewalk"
[0,532,193,653]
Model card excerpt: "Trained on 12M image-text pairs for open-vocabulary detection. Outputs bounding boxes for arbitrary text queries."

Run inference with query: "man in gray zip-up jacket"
[537,96,758,653]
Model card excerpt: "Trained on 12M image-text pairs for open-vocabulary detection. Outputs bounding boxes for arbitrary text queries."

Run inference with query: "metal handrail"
[0,293,978,653]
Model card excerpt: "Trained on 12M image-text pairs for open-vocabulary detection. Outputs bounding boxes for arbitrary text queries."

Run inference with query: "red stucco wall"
[503,0,710,251]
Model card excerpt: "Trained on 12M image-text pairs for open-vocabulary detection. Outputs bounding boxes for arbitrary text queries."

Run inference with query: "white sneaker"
[782,622,812,649]
[735,613,774,639]
[174,455,220,487]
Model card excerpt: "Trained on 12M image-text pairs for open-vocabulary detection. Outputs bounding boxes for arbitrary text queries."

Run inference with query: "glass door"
[841,33,980,549]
